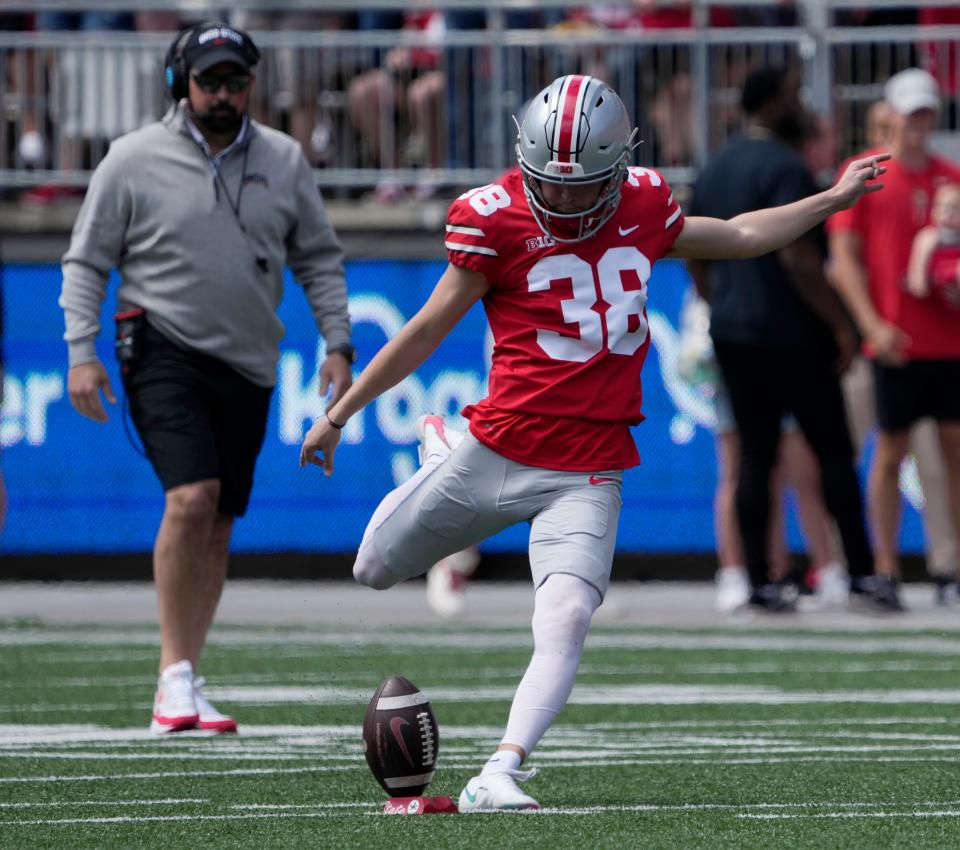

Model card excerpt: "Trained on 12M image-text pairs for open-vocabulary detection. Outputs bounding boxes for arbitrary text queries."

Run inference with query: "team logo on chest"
[525,234,556,252]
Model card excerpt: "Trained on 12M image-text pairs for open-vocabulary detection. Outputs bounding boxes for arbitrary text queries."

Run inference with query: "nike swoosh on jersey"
[589,475,618,485]
[389,716,416,768]
[618,224,640,236]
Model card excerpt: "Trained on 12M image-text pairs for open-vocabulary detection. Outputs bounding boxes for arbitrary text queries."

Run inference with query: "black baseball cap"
[183,24,258,75]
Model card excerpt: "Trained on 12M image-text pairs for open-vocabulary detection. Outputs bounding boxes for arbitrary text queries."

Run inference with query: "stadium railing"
[1,1,959,194]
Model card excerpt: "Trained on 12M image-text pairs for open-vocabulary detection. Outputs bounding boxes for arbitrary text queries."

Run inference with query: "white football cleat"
[149,660,199,735]
[426,547,480,619]
[715,565,750,614]
[194,677,238,734]
[416,414,466,465]
[815,562,849,607]
[458,767,540,812]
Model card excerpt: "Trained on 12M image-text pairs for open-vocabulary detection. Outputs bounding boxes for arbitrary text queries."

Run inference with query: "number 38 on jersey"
[447,168,682,366]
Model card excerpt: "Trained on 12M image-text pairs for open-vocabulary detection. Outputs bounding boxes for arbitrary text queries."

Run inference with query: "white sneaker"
[416,414,465,465]
[458,767,540,812]
[715,566,750,613]
[194,677,238,734]
[150,660,198,735]
[815,562,849,607]
[18,130,46,165]
[426,547,480,619]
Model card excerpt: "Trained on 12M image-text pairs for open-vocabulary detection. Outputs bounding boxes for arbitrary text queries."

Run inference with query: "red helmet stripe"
[555,75,587,163]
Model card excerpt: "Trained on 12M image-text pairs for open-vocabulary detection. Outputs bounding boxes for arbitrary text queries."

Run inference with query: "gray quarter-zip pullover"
[59,104,351,387]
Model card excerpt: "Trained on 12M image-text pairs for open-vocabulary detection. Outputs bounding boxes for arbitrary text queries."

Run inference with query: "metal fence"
[2,2,960,194]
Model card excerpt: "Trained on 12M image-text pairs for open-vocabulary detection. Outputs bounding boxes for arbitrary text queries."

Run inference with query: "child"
[907,182,960,308]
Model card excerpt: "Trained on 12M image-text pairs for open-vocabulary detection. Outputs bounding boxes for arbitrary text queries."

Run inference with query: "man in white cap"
[829,68,960,600]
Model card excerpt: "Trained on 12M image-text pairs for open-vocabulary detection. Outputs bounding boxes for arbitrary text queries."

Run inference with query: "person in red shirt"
[829,67,960,590]
[907,182,960,307]
[301,74,887,812]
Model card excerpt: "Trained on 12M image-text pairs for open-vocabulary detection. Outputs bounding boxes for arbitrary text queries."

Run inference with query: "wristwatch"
[327,344,357,364]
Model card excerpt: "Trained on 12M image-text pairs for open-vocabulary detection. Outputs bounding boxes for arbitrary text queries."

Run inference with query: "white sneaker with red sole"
[427,547,480,619]
[194,677,238,734]
[149,659,199,735]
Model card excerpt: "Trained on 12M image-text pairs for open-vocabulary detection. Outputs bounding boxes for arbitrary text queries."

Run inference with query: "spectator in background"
[0,13,44,171]
[23,9,137,206]
[840,97,959,603]
[59,23,354,734]
[865,99,894,150]
[347,10,446,201]
[687,65,903,613]
[633,1,738,167]
[829,69,960,600]
[917,5,960,124]
[681,273,845,613]
[232,9,347,164]
[907,182,960,305]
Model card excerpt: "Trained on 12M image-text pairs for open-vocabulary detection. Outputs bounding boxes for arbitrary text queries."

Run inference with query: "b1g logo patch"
[526,234,556,252]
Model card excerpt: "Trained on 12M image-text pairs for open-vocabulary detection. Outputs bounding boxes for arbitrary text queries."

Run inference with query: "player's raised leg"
[416,414,481,617]
[354,433,514,591]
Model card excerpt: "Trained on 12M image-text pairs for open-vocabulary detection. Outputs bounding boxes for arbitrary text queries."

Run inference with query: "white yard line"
[7,627,960,656]
[740,810,960,820]
[230,803,378,810]
[0,766,339,784]
[4,754,960,786]
[536,800,960,815]
[0,799,206,809]
[1,812,359,826]
[7,800,960,826]
[2,718,958,747]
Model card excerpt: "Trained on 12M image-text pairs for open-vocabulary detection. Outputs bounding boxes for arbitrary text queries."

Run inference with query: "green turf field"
[3,620,960,849]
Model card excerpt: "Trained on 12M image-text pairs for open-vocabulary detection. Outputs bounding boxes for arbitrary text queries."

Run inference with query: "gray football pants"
[355,433,623,598]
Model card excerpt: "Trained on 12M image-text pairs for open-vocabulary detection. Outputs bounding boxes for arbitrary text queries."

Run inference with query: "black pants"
[713,341,872,587]
[122,324,273,517]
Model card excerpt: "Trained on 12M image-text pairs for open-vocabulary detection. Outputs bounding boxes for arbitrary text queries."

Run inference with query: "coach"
[58,22,354,734]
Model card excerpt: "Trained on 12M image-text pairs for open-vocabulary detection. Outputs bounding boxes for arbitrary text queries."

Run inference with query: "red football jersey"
[447,167,684,471]
[827,148,960,359]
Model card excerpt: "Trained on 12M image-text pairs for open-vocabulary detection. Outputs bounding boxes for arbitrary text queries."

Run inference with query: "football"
[362,675,439,797]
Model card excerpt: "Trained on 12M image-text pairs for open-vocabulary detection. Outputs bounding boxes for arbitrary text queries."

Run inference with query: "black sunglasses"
[192,73,251,94]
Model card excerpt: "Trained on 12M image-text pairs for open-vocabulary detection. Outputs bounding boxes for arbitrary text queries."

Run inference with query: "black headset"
[164,22,261,101]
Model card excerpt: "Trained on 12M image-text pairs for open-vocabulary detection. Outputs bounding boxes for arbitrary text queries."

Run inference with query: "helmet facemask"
[516,75,637,243]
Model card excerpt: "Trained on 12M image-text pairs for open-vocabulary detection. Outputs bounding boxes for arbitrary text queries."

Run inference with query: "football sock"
[353,459,442,589]
[500,573,601,757]
[481,749,522,775]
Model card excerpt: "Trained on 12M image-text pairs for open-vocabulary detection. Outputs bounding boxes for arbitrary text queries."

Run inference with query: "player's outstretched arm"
[669,153,890,260]
[299,263,489,475]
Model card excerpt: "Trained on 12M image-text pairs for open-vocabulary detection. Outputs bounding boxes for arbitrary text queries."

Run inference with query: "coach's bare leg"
[190,514,233,669]
[868,431,911,578]
[155,480,221,671]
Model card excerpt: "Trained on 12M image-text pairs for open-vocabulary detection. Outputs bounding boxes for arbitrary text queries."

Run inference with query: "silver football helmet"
[516,75,637,242]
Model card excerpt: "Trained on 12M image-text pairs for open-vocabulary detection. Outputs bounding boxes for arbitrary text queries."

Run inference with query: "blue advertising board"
[0,260,924,555]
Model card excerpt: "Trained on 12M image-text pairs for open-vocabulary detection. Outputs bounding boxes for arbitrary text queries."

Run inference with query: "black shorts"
[872,359,960,432]
[122,323,273,517]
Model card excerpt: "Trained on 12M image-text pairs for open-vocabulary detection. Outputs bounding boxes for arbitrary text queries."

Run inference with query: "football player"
[301,75,888,811]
